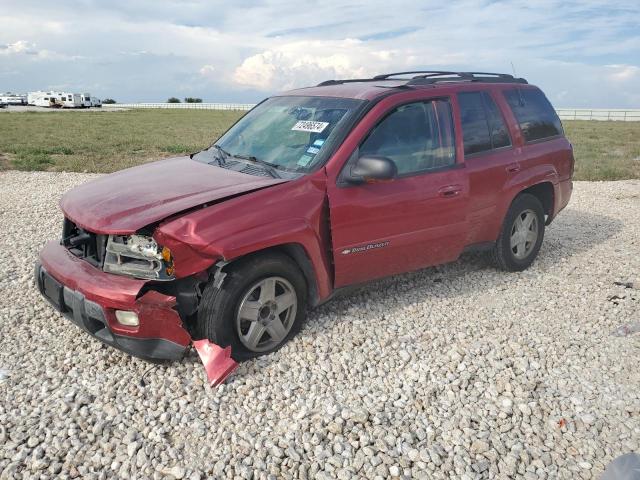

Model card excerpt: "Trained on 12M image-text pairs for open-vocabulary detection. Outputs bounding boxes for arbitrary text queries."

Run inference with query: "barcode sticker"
[291,121,329,133]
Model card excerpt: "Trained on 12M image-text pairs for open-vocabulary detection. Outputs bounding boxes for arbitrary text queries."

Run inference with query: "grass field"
[0,109,244,173]
[1,109,638,180]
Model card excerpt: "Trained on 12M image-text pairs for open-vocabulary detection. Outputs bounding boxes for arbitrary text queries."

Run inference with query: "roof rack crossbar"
[317,71,528,87]
[373,71,460,80]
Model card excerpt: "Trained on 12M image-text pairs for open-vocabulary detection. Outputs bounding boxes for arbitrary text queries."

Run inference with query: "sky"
[1,0,639,108]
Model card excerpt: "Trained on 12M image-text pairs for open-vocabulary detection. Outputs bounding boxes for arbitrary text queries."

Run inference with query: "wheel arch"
[519,181,555,225]
[213,243,322,308]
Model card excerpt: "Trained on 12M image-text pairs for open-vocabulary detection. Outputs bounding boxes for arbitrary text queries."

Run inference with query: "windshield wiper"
[231,153,281,179]
[209,145,230,166]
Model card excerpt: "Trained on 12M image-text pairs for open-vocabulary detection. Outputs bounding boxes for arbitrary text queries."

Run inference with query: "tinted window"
[483,93,511,149]
[360,99,456,175]
[458,91,511,155]
[504,88,563,142]
[458,92,492,154]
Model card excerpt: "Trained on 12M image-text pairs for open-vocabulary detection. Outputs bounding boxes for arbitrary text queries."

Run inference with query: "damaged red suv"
[35,71,574,363]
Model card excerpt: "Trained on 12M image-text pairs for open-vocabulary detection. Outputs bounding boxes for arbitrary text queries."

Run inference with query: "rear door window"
[504,88,563,142]
[458,91,511,155]
[483,93,511,149]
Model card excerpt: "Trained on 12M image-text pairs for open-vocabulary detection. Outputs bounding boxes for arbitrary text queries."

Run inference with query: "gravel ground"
[0,171,638,480]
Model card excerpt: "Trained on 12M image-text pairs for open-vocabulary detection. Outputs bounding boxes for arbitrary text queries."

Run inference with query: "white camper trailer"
[80,93,92,108]
[60,92,83,108]
[0,93,27,105]
[28,91,47,105]
[30,92,64,108]
[28,90,98,108]
[29,91,81,108]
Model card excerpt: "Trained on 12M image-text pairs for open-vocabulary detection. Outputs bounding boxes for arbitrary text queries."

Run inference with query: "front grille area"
[62,218,108,268]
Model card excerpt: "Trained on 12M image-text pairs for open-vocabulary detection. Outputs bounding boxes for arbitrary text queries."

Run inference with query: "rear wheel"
[196,253,307,361]
[492,193,545,271]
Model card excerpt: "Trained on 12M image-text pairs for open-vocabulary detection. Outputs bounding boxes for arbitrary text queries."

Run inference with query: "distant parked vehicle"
[27,91,46,105]
[0,93,27,105]
[0,102,8,109]
[31,93,64,108]
[29,91,98,108]
[60,93,83,108]
[80,93,92,108]
[31,92,56,107]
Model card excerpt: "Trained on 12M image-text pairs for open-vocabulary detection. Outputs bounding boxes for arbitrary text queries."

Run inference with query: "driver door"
[327,98,469,288]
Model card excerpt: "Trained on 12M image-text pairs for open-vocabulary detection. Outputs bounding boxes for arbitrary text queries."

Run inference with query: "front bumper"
[35,241,191,361]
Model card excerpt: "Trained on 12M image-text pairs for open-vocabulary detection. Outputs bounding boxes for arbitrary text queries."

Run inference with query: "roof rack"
[317,71,528,87]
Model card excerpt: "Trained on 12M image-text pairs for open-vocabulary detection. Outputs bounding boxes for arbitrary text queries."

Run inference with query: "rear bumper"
[35,241,191,361]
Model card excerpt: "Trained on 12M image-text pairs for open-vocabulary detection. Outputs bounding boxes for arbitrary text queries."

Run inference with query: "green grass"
[0,110,638,180]
[0,109,243,173]
[562,120,640,180]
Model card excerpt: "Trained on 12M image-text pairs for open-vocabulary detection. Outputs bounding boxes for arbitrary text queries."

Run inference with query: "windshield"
[198,96,364,174]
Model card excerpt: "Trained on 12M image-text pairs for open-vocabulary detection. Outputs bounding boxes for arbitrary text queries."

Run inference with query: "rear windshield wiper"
[231,153,282,179]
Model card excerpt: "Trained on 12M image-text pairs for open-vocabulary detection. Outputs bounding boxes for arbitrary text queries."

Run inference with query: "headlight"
[103,234,175,280]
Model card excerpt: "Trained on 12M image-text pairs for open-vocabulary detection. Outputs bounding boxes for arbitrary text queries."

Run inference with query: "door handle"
[506,163,521,173]
[438,185,462,198]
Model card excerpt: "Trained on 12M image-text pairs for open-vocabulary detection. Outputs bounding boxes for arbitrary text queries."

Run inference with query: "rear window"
[504,88,563,142]
[458,91,511,155]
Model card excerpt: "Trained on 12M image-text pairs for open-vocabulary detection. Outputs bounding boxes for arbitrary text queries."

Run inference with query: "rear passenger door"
[457,90,519,244]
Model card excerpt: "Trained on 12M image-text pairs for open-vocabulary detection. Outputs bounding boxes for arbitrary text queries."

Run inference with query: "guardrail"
[102,102,255,111]
[556,109,640,121]
[102,103,640,120]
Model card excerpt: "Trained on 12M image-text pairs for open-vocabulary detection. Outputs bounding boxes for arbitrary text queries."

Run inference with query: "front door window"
[359,99,456,175]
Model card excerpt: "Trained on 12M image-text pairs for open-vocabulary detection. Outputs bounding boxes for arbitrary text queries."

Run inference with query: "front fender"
[207,217,333,301]
[155,173,333,300]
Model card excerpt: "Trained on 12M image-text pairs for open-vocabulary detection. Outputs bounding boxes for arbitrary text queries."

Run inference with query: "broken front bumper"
[35,241,191,361]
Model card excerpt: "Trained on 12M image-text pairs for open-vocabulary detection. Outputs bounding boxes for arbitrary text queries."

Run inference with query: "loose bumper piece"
[193,339,238,387]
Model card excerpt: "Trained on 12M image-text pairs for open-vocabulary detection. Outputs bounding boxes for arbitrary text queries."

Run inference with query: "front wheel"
[491,193,545,271]
[196,253,307,361]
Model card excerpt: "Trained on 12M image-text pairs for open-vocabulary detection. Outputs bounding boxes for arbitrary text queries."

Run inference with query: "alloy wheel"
[235,276,297,352]
[510,209,539,260]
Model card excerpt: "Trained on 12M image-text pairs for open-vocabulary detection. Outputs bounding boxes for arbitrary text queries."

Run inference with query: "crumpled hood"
[60,156,287,234]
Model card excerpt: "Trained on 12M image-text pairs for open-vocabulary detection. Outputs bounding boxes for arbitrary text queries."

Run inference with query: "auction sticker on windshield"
[292,121,329,133]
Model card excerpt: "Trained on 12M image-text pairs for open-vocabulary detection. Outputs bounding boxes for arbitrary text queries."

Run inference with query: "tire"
[196,253,307,361]
[491,193,545,272]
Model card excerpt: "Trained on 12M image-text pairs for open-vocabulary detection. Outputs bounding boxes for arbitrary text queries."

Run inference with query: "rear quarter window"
[504,88,563,142]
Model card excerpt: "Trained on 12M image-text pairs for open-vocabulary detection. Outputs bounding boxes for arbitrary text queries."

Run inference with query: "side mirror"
[346,155,397,184]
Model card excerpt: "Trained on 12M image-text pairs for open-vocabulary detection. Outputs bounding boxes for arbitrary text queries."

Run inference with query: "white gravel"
[0,171,638,480]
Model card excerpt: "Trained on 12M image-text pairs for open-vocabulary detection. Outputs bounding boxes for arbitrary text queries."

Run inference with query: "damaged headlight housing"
[103,234,175,280]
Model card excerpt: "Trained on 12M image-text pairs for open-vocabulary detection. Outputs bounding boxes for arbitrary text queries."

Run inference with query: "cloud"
[233,39,368,90]
[199,64,216,77]
[0,0,638,105]
[606,64,640,83]
[0,40,36,55]
[232,39,466,91]
[0,39,81,60]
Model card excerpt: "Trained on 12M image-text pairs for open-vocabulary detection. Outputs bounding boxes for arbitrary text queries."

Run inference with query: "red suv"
[35,71,574,362]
